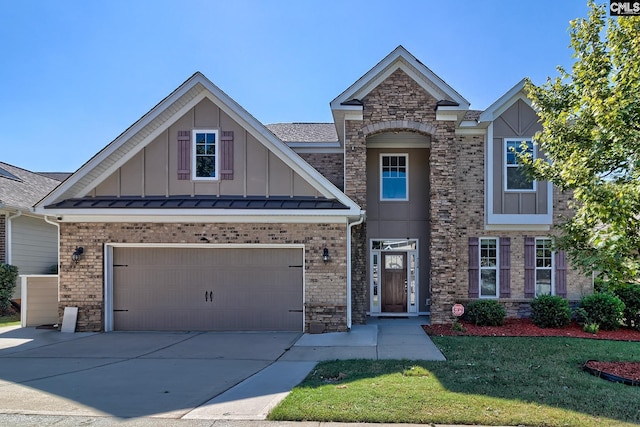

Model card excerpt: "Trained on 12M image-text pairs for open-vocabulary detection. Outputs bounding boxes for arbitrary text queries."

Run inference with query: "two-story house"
[35,46,592,332]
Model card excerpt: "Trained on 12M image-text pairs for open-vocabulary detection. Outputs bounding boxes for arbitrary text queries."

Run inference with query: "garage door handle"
[114,309,128,312]
[205,291,213,302]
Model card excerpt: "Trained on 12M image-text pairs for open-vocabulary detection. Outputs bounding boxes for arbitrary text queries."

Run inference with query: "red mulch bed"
[423,318,640,386]
[422,318,640,341]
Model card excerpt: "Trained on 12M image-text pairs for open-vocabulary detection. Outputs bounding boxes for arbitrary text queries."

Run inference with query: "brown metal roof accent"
[45,195,349,210]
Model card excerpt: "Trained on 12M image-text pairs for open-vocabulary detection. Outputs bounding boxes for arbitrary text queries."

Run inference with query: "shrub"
[464,300,506,326]
[613,284,640,330]
[530,294,571,328]
[579,292,625,330]
[0,264,19,313]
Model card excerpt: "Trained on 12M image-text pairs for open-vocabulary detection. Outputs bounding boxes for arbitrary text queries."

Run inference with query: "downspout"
[43,216,60,272]
[347,212,365,329]
[6,210,22,265]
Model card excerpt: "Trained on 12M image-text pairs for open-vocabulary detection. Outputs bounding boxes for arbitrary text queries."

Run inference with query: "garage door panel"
[113,247,303,331]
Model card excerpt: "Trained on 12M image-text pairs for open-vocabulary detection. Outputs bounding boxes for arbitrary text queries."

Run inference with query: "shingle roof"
[0,162,62,210]
[266,123,338,143]
[46,195,349,210]
[462,110,483,121]
[37,172,72,182]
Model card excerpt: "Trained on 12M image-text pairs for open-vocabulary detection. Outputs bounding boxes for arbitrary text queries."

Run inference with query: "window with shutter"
[555,250,567,298]
[220,131,234,180]
[499,237,511,298]
[468,237,479,298]
[177,131,191,180]
[524,237,536,298]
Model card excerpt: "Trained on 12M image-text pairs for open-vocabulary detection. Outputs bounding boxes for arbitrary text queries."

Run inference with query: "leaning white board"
[61,307,78,333]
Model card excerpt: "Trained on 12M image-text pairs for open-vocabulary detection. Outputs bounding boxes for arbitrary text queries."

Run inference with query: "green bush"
[579,292,625,331]
[614,284,640,329]
[464,300,506,326]
[0,264,19,313]
[530,294,571,328]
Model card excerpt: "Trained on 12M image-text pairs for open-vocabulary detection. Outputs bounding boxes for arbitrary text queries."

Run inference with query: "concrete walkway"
[184,317,445,420]
[0,317,445,424]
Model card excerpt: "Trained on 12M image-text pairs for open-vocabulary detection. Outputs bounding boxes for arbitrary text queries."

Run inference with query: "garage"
[110,246,304,331]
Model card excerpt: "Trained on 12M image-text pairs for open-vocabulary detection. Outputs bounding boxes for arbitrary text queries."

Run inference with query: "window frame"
[504,138,536,192]
[379,153,409,201]
[479,237,499,298]
[192,129,220,181]
[535,237,555,297]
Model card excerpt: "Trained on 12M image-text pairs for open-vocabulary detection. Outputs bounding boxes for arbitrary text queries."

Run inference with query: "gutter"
[43,216,60,271]
[346,212,365,329]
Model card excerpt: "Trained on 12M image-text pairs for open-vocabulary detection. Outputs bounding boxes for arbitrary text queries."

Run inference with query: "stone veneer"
[59,222,348,332]
[0,214,5,263]
[297,153,344,191]
[344,68,458,324]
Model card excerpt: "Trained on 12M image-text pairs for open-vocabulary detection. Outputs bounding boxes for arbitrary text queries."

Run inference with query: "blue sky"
[0,0,591,172]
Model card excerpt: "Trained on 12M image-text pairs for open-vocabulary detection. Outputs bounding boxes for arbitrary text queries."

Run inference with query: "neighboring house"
[0,162,66,302]
[35,46,592,332]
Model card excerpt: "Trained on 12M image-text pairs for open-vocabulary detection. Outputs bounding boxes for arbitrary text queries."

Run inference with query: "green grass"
[269,336,640,426]
[0,314,20,327]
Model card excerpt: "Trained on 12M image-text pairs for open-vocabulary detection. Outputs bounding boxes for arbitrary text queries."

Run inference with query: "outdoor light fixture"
[71,247,84,264]
[323,248,330,263]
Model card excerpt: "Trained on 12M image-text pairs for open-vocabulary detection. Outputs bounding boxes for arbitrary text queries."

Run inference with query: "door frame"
[104,243,305,332]
[369,239,419,316]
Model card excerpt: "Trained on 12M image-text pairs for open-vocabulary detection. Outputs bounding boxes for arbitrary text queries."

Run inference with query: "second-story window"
[505,139,535,191]
[380,154,408,201]
[193,130,219,180]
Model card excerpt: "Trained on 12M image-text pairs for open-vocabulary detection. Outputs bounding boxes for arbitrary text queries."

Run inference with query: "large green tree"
[522,1,640,288]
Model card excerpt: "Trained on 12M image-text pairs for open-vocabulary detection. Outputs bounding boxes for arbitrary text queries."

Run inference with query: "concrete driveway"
[0,326,312,420]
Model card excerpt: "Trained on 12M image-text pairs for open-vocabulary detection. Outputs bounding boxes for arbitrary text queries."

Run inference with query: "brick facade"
[297,153,344,191]
[451,134,592,322]
[0,214,5,263]
[59,222,348,332]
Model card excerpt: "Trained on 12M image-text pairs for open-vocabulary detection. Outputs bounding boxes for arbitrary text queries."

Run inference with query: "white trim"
[479,237,500,299]
[103,243,306,332]
[504,138,536,192]
[379,153,409,202]
[479,79,530,123]
[534,237,555,297]
[486,124,554,226]
[191,129,220,181]
[53,213,356,224]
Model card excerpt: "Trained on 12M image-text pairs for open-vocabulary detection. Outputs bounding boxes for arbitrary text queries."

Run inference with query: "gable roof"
[34,73,361,219]
[0,162,62,211]
[478,78,531,123]
[267,123,338,144]
[329,45,470,143]
[331,46,470,109]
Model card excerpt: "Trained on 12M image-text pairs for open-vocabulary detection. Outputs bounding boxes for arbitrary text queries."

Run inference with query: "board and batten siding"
[491,99,547,216]
[90,98,320,199]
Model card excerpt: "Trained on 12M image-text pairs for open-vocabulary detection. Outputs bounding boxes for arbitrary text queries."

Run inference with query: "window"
[535,238,554,296]
[480,238,499,297]
[380,154,408,200]
[505,139,534,191]
[192,130,219,180]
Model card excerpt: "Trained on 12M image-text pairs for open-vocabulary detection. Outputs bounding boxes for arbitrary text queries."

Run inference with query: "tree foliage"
[522,1,640,288]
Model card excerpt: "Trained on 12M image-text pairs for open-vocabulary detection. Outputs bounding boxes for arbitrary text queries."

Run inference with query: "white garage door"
[112,247,303,331]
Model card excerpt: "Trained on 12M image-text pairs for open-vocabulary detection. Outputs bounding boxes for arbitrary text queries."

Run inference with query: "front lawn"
[269,336,640,426]
[0,313,20,327]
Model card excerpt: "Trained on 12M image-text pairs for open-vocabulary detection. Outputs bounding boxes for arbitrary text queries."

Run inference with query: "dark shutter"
[177,130,191,180]
[468,237,479,298]
[499,237,511,298]
[555,250,567,298]
[220,131,234,180]
[524,237,535,298]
